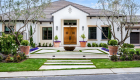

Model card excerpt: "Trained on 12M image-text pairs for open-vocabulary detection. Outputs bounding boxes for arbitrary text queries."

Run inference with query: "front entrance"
[64,27,77,44]
[130,32,139,44]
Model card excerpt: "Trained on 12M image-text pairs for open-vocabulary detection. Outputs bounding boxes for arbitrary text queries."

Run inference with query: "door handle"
[69,36,71,40]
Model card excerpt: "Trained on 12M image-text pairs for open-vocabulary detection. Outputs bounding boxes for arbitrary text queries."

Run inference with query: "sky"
[52,0,140,15]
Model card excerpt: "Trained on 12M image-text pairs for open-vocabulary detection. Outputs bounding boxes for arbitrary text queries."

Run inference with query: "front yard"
[1,58,140,72]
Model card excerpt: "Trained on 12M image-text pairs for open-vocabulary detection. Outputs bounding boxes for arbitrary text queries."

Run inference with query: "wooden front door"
[64,27,77,44]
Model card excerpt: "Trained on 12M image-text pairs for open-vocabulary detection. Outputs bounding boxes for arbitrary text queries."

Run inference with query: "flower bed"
[101,47,109,52]
[30,47,39,52]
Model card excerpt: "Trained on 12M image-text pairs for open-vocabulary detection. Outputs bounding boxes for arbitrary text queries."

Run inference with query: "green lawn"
[91,59,140,68]
[0,59,47,72]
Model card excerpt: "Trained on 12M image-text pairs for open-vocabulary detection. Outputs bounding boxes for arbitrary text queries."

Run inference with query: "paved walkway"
[1,68,140,78]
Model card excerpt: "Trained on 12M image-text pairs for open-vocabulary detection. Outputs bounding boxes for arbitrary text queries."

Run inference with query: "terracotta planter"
[20,46,30,55]
[108,46,118,55]
[54,41,61,47]
[79,41,87,47]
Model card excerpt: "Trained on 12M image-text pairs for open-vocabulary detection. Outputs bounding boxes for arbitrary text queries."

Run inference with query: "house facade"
[0,0,139,46]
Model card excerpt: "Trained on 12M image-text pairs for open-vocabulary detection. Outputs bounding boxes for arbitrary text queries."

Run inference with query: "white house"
[0,0,139,46]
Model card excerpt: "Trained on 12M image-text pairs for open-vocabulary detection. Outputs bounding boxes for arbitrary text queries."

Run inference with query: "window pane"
[88,27,96,39]
[102,27,108,39]
[48,27,52,39]
[5,26,14,33]
[42,27,48,40]
[42,27,52,40]
[64,20,77,25]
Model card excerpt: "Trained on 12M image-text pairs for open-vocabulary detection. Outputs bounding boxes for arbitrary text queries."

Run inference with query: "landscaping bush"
[92,43,96,47]
[21,40,29,46]
[102,43,108,48]
[120,54,126,61]
[99,43,103,47]
[0,33,18,55]
[16,55,21,62]
[54,35,58,41]
[39,43,41,47]
[96,43,98,47]
[49,43,52,47]
[19,52,26,60]
[109,39,118,46]
[43,43,45,47]
[79,50,82,52]
[111,55,117,61]
[57,50,60,52]
[0,55,3,62]
[87,43,91,47]
[46,43,48,47]
[32,43,36,48]
[122,43,134,48]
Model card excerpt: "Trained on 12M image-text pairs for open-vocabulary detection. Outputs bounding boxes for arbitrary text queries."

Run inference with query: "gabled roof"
[51,4,90,15]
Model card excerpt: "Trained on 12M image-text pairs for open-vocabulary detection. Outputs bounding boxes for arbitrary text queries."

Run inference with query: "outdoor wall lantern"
[82,26,84,31]
[56,26,58,30]
[117,27,119,31]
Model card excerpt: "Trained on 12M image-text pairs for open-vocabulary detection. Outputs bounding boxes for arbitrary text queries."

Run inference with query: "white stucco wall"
[87,17,126,44]
[38,22,53,45]
[0,23,2,32]
[52,5,89,45]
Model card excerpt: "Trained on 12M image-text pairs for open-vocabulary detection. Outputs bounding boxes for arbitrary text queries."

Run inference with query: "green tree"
[30,26,33,46]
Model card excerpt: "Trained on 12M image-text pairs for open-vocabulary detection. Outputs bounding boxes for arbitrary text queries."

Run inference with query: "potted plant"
[54,35,61,47]
[79,34,87,47]
[20,40,30,55]
[108,39,118,55]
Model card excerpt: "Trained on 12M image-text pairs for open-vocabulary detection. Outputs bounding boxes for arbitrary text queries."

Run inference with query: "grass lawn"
[91,59,140,68]
[0,59,47,72]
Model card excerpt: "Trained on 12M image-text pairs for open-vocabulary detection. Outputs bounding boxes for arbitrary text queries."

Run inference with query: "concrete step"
[47,60,91,62]
[44,62,93,65]
[39,65,96,70]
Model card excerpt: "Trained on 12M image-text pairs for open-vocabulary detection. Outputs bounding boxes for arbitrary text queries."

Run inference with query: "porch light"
[117,27,119,31]
[56,26,58,30]
[82,26,84,31]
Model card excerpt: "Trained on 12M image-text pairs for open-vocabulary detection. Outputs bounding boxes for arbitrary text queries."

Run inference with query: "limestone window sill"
[101,39,108,41]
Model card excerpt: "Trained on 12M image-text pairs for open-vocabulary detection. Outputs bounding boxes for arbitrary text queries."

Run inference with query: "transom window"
[102,27,108,39]
[42,27,52,40]
[88,27,96,39]
[64,20,77,25]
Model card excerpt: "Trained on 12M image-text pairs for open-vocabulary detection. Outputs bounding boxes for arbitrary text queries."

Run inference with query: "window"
[64,20,77,25]
[5,26,14,33]
[42,27,52,40]
[88,27,96,39]
[102,27,108,39]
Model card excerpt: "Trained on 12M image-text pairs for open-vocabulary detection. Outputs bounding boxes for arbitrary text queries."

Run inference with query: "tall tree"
[0,0,51,47]
[97,0,140,45]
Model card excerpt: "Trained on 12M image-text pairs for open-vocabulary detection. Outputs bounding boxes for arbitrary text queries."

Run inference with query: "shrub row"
[39,43,52,47]
[87,43,108,48]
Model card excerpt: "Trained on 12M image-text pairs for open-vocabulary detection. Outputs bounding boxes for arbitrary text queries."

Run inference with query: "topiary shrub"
[21,40,29,46]
[49,43,52,47]
[122,43,134,48]
[43,43,45,47]
[102,43,108,48]
[81,34,86,41]
[95,43,98,47]
[54,35,58,41]
[99,43,103,47]
[87,43,91,47]
[109,39,118,46]
[46,43,48,47]
[39,43,41,47]
[92,43,96,47]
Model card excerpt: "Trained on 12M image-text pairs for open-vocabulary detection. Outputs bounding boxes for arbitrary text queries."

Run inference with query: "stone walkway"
[39,60,96,70]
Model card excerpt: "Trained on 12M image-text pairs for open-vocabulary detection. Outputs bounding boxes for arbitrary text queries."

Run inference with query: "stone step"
[47,60,91,62]
[44,62,93,65]
[39,65,96,70]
